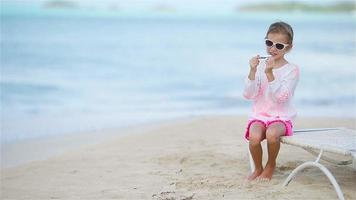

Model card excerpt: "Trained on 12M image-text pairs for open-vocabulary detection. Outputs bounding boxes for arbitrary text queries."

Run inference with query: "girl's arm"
[243,56,261,100]
[243,69,260,100]
[267,66,299,103]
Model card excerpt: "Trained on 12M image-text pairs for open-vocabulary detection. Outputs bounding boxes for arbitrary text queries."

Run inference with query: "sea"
[1,4,355,143]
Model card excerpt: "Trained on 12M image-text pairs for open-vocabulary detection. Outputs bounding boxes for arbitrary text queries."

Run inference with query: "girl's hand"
[249,55,260,71]
[265,56,275,73]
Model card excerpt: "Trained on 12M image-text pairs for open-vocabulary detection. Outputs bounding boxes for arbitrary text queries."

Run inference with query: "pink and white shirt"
[243,62,299,122]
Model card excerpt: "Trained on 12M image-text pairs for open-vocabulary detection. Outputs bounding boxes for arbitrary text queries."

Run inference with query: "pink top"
[243,62,299,122]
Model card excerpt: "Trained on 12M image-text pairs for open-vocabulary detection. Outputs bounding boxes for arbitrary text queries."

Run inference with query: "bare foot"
[257,164,275,180]
[247,169,263,181]
[255,177,270,183]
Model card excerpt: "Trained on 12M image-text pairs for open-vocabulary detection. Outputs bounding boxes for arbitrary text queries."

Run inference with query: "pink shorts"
[245,119,293,140]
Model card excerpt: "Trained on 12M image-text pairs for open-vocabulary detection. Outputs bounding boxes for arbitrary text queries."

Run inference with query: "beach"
[1,115,355,200]
[2,1,356,199]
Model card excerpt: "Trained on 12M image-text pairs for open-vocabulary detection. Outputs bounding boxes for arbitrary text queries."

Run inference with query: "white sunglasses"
[265,39,289,50]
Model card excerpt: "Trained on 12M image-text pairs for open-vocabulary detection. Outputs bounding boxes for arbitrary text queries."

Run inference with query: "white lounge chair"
[247,127,356,200]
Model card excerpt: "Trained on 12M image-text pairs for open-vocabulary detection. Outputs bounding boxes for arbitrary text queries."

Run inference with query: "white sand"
[1,115,355,199]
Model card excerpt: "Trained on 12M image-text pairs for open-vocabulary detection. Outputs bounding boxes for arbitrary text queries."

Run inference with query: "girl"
[243,21,299,181]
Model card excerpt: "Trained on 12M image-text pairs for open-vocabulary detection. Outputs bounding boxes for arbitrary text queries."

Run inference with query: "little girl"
[243,21,299,181]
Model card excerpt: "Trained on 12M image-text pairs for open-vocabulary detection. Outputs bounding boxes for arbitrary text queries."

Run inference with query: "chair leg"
[247,145,255,173]
[283,161,345,200]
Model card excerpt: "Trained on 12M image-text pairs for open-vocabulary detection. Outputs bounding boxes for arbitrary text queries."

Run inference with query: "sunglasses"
[265,39,289,50]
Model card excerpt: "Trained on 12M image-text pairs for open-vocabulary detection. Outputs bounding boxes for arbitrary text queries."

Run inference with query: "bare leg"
[258,122,286,180]
[247,122,266,181]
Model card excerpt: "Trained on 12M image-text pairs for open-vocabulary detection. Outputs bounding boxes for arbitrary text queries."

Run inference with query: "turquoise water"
[1,5,355,142]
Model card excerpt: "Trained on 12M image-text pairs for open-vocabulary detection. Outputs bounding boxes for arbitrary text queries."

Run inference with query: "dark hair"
[266,21,294,44]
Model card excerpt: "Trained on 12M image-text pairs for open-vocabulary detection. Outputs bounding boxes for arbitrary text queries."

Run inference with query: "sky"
[2,0,344,7]
[1,0,350,14]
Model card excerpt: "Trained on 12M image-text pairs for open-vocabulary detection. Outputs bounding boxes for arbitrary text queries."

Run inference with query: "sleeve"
[267,66,299,104]
[243,76,260,100]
